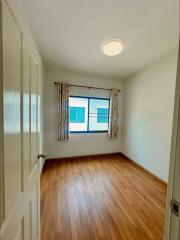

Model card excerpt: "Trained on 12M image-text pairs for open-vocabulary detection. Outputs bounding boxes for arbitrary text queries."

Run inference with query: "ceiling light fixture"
[102,39,125,56]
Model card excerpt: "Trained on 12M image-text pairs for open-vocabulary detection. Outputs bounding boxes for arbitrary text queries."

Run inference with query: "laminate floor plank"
[41,155,167,240]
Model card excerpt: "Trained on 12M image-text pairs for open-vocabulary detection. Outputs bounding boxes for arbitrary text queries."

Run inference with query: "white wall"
[44,69,123,159]
[122,50,178,182]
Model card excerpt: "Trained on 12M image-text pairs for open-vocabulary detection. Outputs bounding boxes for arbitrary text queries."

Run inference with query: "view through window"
[69,96,110,133]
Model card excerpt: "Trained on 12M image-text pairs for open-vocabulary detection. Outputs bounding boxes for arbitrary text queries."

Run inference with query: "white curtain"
[56,82,69,141]
[108,89,119,139]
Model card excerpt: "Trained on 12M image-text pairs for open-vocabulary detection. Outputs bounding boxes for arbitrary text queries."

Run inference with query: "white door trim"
[0,0,5,228]
[164,40,180,240]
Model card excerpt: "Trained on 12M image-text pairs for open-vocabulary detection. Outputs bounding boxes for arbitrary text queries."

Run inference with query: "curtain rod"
[54,82,121,92]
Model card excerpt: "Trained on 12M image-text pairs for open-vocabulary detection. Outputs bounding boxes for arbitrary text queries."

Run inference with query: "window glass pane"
[89,99,109,131]
[69,97,88,132]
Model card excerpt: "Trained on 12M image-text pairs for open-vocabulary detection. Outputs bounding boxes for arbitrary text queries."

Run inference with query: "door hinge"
[171,199,180,217]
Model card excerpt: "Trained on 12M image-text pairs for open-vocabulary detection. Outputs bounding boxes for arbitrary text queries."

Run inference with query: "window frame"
[69,95,110,134]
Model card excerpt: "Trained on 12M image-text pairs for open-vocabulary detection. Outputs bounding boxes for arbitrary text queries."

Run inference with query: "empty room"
[0,0,180,240]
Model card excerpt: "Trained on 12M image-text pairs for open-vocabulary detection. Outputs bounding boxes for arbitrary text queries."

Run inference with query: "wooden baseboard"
[46,151,167,187]
[119,152,167,187]
[47,152,121,161]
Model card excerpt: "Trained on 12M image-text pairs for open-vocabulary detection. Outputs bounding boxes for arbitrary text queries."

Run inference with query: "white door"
[0,1,42,239]
[169,99,180,238]
[165,43,180,239]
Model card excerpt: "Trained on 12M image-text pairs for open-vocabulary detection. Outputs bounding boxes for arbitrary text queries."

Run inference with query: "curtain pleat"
[108,89,119,139]
[56,82,69,141]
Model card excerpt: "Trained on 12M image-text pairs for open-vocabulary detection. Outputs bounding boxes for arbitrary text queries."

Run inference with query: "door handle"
[38,153,46,159]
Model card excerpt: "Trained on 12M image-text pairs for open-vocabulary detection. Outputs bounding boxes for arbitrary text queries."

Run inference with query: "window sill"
[70,131,108,134]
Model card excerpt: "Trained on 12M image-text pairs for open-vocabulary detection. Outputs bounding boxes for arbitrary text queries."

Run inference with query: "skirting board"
[47,152,121,161]
[46,152,167,187]
[119,152,167,187]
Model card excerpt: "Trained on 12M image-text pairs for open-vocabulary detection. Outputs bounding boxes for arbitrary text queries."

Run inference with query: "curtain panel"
[108,89,119,139]
[56,82,69,141]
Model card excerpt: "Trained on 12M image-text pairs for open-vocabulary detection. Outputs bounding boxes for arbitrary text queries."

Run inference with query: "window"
[69,97,88,132]
[69,96,110,133]
[88,98,109,132]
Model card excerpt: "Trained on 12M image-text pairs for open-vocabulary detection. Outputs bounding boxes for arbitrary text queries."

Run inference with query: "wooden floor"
[41,154,167,240]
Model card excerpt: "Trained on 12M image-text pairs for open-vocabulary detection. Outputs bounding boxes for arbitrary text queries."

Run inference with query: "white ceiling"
[21,0,179,79]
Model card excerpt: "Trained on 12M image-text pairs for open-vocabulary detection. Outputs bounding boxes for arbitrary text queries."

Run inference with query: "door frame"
[0,0,4,228]
[164,40,180,239]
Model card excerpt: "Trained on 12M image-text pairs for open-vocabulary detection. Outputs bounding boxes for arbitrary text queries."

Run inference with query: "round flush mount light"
[102,39,125,56]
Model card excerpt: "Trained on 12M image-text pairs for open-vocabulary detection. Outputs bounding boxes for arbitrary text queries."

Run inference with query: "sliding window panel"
[69,97,88,132]
[89,98,109,132]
